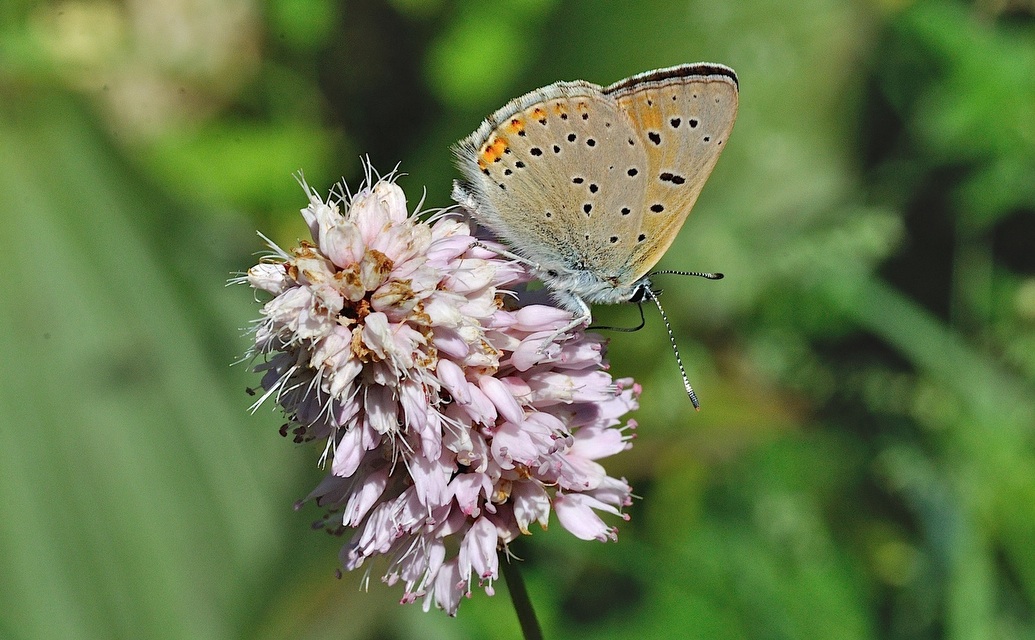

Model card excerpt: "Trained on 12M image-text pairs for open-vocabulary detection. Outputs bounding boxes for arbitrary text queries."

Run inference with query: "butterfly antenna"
[650,270,724,280]
[642,285,701,410]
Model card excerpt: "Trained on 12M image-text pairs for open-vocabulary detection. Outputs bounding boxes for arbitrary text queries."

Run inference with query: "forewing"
[606,64,738,283]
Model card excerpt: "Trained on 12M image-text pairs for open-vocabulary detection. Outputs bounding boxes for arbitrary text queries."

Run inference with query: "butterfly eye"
[629,286,648,304]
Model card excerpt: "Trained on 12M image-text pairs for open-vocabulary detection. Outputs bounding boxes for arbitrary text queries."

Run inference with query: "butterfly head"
[628,280,655,305]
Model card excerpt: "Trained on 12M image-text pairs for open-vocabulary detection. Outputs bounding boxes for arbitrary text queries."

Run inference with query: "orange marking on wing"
[508,118,525,135]
[479,136,510,164]
[617,95,662,131]
[492,136,509,157]
[478,143,494,165]
[638,102,663,130]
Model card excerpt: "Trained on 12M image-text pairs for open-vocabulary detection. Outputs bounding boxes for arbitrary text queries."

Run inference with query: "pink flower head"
[239,167,638,615]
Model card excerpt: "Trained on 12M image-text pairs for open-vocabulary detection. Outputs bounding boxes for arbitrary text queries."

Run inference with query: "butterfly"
[452,63,738,407]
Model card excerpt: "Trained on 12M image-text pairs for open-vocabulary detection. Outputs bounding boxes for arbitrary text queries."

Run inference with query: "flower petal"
[554,492,620,542]
[460,517,499,585]
[478,375,524,426]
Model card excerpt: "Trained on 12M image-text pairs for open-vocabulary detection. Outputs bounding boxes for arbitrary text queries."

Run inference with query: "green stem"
[501,558,543,640]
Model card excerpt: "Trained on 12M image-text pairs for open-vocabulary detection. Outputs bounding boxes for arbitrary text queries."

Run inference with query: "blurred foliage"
[1,0,1034,638]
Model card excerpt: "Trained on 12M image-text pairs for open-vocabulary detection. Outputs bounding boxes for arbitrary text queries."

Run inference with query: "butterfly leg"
[534,293,591,355]
[467,240,538,269]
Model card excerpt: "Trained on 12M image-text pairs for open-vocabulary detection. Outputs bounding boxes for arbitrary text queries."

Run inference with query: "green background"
[2,0,1034,638]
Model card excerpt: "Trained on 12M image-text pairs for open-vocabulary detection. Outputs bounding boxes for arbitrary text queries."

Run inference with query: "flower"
[239,167,639,615]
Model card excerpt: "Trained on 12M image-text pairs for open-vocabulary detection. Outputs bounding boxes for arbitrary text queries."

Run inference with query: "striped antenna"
[650,270,724,280]
[640,284,701,410]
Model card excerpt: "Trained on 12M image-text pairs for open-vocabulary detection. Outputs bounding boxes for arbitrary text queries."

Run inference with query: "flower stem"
[502,559,543,640]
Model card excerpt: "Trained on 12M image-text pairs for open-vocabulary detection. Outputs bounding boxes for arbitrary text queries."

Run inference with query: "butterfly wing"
[454,82,649,280]
[605,64,739,284]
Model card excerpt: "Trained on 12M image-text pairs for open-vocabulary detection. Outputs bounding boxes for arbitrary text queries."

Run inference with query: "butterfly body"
[453,63,738,316]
